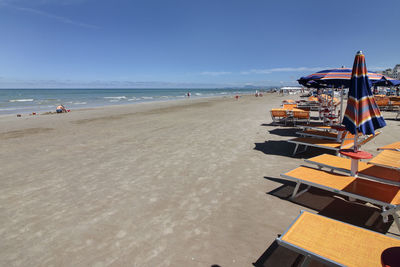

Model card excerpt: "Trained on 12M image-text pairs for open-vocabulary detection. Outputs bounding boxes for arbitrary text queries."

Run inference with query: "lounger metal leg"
[291,182,310,200]
[293,144,299,156]
[394,213,400,231]
[291,182,301,199]
[300,255,311,267]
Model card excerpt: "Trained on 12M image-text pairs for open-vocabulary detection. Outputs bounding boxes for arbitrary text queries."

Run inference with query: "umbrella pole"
[353,129,358,151]
[340,85,344,123]
[350,129,358,177]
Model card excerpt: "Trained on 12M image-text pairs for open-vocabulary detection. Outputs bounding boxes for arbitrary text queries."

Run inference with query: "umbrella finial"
[357,51,363,55]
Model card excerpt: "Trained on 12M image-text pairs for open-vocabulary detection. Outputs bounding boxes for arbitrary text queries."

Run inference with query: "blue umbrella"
[342,51,386,149]
[372,76,400,87]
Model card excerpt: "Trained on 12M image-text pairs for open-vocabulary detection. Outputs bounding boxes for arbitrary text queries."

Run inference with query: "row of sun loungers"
[266,94,400,265]
[273,143,400,266]
[270,103,311,126]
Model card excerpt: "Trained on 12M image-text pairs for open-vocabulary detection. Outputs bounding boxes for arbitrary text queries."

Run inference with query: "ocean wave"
[141,96,153,100]
[73,102,87,105]
[9,99,34,102]
[104,96,127,100]
[195,93,202,96]
[0,107,30,111]
[128,98,138,101]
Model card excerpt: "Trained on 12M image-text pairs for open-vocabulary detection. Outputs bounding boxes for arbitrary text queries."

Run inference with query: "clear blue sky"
[0,0,399,88]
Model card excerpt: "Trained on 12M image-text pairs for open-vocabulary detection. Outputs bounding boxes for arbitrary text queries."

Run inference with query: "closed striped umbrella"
[342,51,386,140]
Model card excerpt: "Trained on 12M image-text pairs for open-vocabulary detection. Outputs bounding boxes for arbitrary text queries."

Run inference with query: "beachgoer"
[56,105,67,113]
[187,92,191,97]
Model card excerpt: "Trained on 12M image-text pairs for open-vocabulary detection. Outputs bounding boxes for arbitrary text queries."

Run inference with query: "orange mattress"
[369,150,400,170]
[307,154,400,184]
[283,166,400,205]
[281,211,400,267]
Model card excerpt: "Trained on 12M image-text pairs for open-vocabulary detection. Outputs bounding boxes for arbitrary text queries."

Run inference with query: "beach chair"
[368,150,400,171]
[276,210,400,267]
[280,166,400,230]
[282,103,297,110]
[305,154,400,186]
[292,110,310,126]
[375,97,390,111]
[296,129,343,141]
[288,131,379,156]
[270,109,289,125]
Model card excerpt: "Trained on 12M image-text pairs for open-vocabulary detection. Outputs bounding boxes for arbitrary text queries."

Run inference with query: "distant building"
[393,64,400,79]
[380,64,400,79]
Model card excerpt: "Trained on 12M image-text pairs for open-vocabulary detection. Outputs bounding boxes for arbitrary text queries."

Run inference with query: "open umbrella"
[298,68,396,121]
[298,68,395,88]
[340,51,386,176]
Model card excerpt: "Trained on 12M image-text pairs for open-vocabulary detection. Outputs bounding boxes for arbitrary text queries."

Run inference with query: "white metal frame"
[296,131,338,140]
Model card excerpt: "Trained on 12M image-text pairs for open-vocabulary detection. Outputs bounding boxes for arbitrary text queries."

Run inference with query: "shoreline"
[0,88,261,117]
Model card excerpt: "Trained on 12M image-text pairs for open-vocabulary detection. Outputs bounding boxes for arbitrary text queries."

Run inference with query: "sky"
[0,0,399,88]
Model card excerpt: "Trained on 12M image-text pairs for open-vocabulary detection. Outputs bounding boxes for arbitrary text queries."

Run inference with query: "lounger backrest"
[283,104,297,110]
[376,98,390,106]
[270,110,287,118]
[293,110,310,119]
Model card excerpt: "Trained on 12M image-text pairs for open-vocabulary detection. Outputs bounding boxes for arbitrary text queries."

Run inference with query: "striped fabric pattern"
[342,51,386,135]
[298,67,396,87]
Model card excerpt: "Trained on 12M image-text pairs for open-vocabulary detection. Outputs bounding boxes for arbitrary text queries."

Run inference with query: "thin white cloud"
[200,71,232,76]
[2,3,99,29]
[241,67,330,75]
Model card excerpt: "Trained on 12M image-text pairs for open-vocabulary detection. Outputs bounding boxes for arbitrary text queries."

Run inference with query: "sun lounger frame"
[280,169,400,229]
[304,156,400,186]
[296,130,338,140]
[276,210,400,267]
[289,132,380,156]
[276,211,345,267]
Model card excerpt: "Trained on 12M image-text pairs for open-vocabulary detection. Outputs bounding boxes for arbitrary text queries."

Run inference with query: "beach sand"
[1,94,399,266]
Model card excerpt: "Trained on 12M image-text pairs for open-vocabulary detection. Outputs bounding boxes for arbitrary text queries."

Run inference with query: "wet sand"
[1,94,399,266]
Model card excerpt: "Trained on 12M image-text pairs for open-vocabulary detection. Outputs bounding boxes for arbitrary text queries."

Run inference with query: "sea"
[0,88,259,115]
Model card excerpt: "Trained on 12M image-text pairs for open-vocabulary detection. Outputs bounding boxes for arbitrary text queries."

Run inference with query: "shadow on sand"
[254,176,396,266]
[254,141,335,159]
[267,128,298,137]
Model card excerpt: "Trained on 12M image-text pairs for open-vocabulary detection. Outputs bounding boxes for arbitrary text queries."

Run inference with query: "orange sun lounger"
[280,166,400,230]
[368,150,400,171]
[305,154,400,186]
[296,129,343,141]
[378,141,400,151]
[270,109,289,125]
[277,211,400,267]
[288,132,380,156]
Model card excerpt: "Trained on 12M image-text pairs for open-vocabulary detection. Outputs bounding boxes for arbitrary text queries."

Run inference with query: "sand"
[1,94,399,266]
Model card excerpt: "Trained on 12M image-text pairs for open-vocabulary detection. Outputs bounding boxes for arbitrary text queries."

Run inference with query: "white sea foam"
[74,102,87,105]
[9,99,34,102]
[195,93,202,96]
[141,96,153,100]
[128,98,138,101]
[104,96,127,100]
